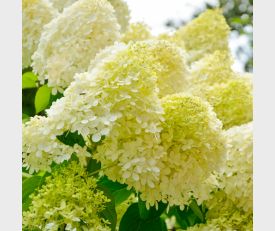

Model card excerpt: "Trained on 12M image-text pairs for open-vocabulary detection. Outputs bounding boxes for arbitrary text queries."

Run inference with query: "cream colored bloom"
[120,22,152,43]
[108,0,130,32]
[220,122,253,212]
[32,0,121,93]
[138,94,226,207]
[174,9,230,63]
[22,0,57,68]
[50,0,130,32]
[23,161,111,231]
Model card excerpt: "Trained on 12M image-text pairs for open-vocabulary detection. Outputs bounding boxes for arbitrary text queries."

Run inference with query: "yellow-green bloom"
[32,0,121,93]
[204,75,253,129]
[23,161,111,231]
[120,22,152,43]
[174,9,230,62]
[22,0,57,68]
[189,50,234,92]
[138,94,226,207]
[189,51,252,129]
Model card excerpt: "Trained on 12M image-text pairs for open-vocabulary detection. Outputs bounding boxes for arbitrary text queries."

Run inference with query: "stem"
[88,162,118,176]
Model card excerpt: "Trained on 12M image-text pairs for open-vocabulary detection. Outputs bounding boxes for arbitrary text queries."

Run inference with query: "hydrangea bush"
[22,0,253,230]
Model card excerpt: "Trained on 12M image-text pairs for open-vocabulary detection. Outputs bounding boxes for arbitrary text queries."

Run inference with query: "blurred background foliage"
[165,0,253,72]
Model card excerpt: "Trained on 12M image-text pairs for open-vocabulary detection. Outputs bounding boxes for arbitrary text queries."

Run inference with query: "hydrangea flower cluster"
[174,9,230,63]
[22,2,253,227]
[219,122,253,212]
[136,94,226,207]
[50,0,130,32]
[22,0,57,68]
[23,161,111,231]
[189,51,253,129]
[32,0,121,93]
[185,123,253,230]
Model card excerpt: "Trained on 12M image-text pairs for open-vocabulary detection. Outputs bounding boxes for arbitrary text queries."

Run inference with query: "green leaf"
[34,85,51,113]
[189,200,205,222]
[22,175,46,211]
[22,113,30,123]
[97,185,117,231]
[57,131,86,147]
[22,72,37,89]
[138,199,167,220]
[98,176,133,206]
[119,203,167,231]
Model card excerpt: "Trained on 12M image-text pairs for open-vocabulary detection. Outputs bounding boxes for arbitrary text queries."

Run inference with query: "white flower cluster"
[32,0,121,93]
[50,0,130,32]
[22,0,57,68]
[220,122,253,212]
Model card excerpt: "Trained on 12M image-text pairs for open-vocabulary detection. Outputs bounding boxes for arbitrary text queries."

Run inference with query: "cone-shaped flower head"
[22,0,57,68]
[50,0,130,32]
[23,161,111,231]
[138,94,226,207]
[174,9,230,62]
[32,0,121,93]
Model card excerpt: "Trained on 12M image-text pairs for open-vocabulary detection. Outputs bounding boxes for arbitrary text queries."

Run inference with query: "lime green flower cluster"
[23,162,111,231]
[22,0,57,68]
[204,76,253,129]
[174,9,230,62]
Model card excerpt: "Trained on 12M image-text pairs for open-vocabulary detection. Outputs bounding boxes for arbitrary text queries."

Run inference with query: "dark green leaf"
[35,85,51,113]
[22,113,30,123]
[22,72,37,89]
[98,185,117,231]
[119,203,167,231]
[98,176,133,206]
[57,131,85,147]
[138,199,167,220]
[189,200,205,222]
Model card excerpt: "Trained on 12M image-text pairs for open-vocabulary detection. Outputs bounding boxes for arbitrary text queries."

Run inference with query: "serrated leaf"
[22,72,37,89]
[35,85,51,113]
